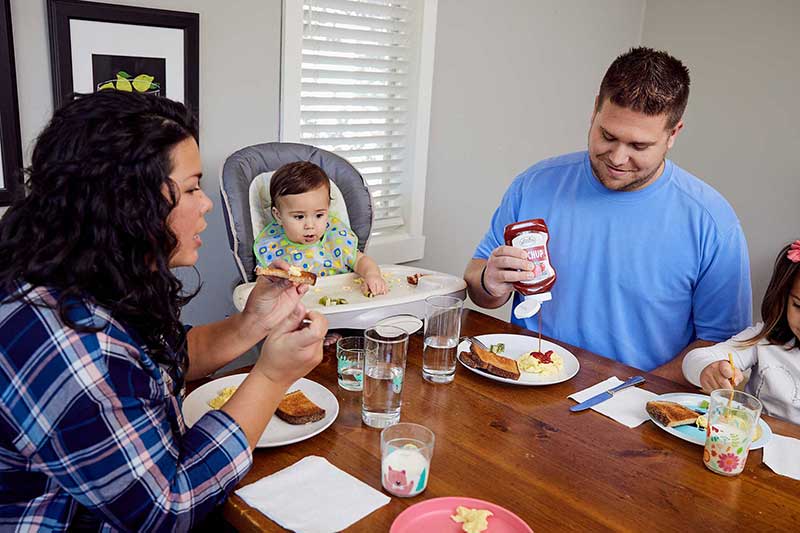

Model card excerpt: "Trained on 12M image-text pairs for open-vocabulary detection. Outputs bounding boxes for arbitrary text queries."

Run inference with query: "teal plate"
[648,392,772,449]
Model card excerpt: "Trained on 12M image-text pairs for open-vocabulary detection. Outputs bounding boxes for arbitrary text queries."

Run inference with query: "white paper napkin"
[763,433,800,480]
[569,376,658,428]
[235,455,390,533]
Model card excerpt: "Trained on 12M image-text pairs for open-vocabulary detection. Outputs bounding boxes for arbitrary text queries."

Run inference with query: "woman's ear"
[271,205,282,225]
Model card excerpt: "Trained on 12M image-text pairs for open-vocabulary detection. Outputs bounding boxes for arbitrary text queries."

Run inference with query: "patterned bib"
[253,216,359,277]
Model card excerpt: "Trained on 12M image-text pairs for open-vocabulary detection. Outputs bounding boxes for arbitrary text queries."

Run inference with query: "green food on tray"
[318,296,348,306]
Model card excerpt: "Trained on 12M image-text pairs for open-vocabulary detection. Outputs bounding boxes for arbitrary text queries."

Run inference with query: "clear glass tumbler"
[422,295,464,384]
[361,325,409,428]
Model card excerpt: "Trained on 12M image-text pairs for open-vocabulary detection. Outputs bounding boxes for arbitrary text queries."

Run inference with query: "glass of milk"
[703,389,762,476]
[381,423,435,497]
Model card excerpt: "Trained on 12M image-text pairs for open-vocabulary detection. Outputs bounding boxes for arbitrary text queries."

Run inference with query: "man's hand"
[243,260,309,336]
[699,360,744,393]
[482,245,535,298]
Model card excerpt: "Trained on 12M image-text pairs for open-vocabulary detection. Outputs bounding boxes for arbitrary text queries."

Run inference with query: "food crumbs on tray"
[208,386,237,409]
[451,506,493,533]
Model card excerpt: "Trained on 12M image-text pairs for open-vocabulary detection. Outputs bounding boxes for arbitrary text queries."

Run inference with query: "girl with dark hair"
[0,90,327,531]
[683,241,800,424]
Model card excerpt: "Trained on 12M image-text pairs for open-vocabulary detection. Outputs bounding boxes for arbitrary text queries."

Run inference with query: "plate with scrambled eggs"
[390,496,532,533]
[457,334,580,386]
[182,374,339,447]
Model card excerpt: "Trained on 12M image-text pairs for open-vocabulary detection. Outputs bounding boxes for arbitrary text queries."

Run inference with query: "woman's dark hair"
[269,161,331,209]
[0,90,198,386]
[741,243,800,347]
[597,46,691,129]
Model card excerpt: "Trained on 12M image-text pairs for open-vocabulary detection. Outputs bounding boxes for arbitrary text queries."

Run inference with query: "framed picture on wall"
[47,0,199,120]
[0,0,23,206]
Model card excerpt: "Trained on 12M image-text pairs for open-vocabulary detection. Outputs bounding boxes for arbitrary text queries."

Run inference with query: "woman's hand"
[243,260,309,336]
[254,308,328,388]
[362,273,387,296]
[699,360,744,393]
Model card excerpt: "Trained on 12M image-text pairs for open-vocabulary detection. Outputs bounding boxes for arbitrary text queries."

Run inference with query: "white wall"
[9,0,798,329]
[642,0,800,314]
[410,0,646,319]
[10,0,282,326]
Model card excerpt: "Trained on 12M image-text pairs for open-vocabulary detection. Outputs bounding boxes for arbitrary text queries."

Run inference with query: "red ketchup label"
[503,218,556,296]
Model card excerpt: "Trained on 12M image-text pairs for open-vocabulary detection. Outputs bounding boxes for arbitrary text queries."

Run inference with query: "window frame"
[280,0,438,264]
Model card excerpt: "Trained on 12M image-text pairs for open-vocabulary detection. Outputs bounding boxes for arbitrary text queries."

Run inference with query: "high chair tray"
[232,265,467,330]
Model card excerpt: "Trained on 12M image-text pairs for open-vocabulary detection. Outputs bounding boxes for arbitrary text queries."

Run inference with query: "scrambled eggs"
[208,386,238,409]
[518,351,563,375]
[451,506,493,533]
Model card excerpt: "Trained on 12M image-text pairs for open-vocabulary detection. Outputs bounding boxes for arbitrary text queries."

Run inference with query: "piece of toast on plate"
[255,265,317,286]
[276,390,326,424]
[646,400,699,427]
[461,343,521,381]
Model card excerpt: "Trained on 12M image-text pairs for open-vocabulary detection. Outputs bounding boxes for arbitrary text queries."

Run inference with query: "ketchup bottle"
[503,218,555,318]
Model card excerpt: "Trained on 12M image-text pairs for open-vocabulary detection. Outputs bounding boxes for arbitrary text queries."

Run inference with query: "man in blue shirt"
[465,47,751,383]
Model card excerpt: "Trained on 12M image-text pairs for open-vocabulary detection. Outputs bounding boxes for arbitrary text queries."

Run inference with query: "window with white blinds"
[282,0,437,263]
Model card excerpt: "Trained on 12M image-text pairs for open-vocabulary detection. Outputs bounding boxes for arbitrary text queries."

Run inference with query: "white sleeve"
[682,324,762,387]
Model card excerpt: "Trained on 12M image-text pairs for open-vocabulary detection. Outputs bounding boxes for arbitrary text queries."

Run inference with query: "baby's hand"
[363,273,388,296]
[699,360,744,393]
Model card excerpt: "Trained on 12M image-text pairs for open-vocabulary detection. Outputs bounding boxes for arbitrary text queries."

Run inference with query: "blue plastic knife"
[569,376,646,412]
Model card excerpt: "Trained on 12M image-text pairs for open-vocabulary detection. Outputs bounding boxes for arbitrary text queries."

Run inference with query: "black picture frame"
[0,0,23,206]
[47,0,199,120]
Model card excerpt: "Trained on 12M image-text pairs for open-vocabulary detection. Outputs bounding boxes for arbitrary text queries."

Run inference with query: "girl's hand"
[243,260,309,336]
[362,273,388,296]
[699,360,744,393]
[255,308,327,388]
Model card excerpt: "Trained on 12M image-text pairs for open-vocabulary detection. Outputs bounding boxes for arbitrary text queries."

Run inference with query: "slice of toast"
[276,390,326,424]
[469,343,521,381]
[255,265,317,286]
[646,400,699,427]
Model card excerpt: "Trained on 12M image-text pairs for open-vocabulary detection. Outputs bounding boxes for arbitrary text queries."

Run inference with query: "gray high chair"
[219,142,374,284]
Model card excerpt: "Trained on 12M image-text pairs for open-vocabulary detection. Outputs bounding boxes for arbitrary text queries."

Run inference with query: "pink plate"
[390,497,532,533]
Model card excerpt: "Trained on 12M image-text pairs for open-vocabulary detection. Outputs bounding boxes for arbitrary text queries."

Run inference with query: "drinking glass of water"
[336,336,365,391]
[362,325,409,428]
[422,295,464,384]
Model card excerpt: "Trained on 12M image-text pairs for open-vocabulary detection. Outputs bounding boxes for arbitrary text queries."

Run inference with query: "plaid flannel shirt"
[0,283,253,532]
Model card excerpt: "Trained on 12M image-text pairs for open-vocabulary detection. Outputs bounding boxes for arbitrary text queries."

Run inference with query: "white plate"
[376,314,424,335]
[646,392,772,449]
[183,374,339,447]
[456,333,580,386]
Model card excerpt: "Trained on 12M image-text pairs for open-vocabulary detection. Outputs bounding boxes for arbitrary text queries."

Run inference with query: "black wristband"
[480,265,495,297]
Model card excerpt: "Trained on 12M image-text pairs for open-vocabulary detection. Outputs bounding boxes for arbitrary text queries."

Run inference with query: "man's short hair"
[597,47,690,129]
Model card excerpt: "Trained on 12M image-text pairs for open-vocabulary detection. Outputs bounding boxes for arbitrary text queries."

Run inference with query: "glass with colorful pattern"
[336,336,365,391]
[381,423,435,497]
[703,389,762,476]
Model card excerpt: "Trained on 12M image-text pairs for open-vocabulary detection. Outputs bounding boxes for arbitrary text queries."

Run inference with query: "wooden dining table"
[193,309,800,532]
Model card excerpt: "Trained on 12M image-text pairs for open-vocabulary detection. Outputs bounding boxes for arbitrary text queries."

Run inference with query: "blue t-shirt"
[474,151,752,371]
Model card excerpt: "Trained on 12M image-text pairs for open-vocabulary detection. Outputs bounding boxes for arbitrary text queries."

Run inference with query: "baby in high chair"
[254,161,387,332]
[683,241,800,424]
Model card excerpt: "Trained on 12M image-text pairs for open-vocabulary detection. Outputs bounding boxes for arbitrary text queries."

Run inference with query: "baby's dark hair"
[269,161,331,209]
[742,243,800,347]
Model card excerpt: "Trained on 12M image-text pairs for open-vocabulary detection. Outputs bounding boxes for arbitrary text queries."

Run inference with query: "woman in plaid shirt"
[0,90,327,531]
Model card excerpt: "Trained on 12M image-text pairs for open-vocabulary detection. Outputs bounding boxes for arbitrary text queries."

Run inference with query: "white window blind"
[299,0,419,237]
